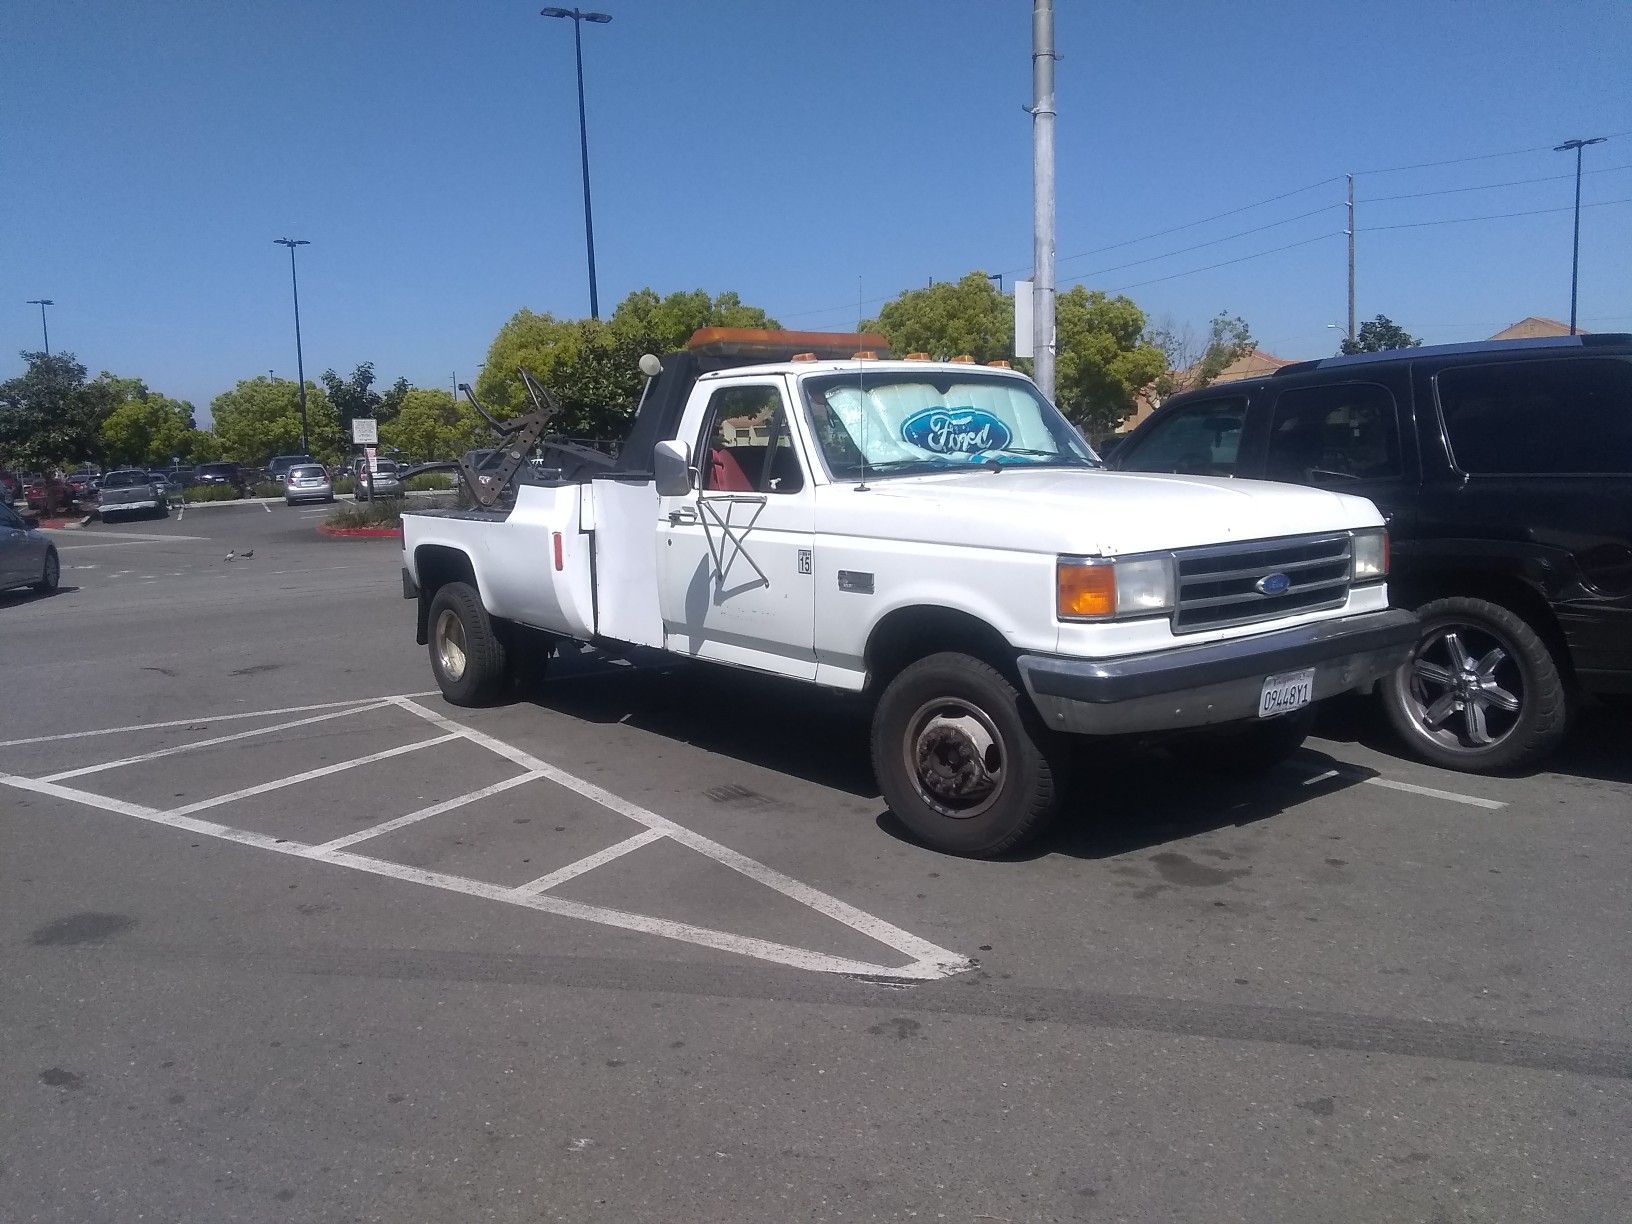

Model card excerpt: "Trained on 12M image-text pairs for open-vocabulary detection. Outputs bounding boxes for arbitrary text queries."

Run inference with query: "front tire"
[427,581,508,706]
[34,548,59,593]
[871,652,1060,858]
[1381,596,1569,773]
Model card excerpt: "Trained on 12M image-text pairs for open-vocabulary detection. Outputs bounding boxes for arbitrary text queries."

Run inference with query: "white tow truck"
[402,329,1416,857]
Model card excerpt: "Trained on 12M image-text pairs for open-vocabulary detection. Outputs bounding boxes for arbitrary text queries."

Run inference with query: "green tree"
[0,351,118,471]
[1151,311,1257,397]
[379,388,486,461]
[863,271,1012,362]
[98,387,201,467]
[210,376,342,466]
[1053,287,1169,436]
[477,289,780,440]
[1340,315,1421,354]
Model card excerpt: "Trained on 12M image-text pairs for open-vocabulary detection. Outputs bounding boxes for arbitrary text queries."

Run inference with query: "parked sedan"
[23,474,75,513]
[0,470,22,505]
[98,469,169,519]
[284,463,334,505]
[194,462,247,495]
[355,459,404,501]
[0,502,58,594]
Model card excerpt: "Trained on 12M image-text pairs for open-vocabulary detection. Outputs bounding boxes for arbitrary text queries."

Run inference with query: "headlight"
[1057,555,1175,621]
[1351,528,1389,583]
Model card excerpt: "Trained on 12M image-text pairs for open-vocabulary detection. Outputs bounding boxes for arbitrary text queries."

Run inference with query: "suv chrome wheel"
[1403,622,1523,752]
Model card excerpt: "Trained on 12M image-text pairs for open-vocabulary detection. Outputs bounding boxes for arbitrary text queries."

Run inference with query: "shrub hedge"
[183,484,241,503]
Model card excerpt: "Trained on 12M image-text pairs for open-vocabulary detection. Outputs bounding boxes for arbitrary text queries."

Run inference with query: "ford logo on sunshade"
[1255,572,1292,596]
[901,407,1013,455]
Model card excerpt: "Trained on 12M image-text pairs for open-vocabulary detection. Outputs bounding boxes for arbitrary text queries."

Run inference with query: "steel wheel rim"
[1402,620,1524,754]
[434,608,467,681]
[902,696,1006,820]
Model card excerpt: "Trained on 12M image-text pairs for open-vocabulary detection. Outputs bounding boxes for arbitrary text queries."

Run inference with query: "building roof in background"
[1208,348,1295,383]
[1488,316,1581,340]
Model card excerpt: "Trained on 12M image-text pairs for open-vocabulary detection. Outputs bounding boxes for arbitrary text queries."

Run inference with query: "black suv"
[1111,334,1632,773]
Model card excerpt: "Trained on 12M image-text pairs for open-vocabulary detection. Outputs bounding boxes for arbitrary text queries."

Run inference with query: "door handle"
[668,507,698,525]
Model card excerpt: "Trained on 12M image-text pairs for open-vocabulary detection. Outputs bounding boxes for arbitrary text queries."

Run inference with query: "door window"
[697,385,805,494]
[0,505,21,529]
[1435,357,1632,475]
[1117,396,1248,476]
[1265,382,1401,485]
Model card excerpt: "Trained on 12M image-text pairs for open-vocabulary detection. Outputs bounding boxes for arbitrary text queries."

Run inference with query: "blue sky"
[3,0,1629,419]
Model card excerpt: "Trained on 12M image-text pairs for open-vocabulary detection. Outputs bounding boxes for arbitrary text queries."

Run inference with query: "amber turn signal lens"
[1058,561,1116,619]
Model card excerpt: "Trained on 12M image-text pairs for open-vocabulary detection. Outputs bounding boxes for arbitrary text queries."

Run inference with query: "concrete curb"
[316,524,403,540]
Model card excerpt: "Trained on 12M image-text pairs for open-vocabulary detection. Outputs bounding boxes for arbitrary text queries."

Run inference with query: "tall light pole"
[1030,0,1057,403]
[1554,136,1605,335]
[540,7,611,320]
[274,238,312,453]
[25,299,53,356]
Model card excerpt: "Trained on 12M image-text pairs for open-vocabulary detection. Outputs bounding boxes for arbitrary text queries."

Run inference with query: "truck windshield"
[800,371,1099,480]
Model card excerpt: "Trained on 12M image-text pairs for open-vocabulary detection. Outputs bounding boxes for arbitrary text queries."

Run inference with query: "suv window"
[1436,357,1632,475]
[1118,396,1248,476]
[697,385,805,494]
[1265,382,1401,485]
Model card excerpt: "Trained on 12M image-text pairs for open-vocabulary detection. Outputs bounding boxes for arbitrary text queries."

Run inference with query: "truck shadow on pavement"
[530,651,1380,860]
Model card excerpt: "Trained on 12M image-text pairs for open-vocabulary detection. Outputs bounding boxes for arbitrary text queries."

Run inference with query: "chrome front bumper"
[1018,608,1418,736]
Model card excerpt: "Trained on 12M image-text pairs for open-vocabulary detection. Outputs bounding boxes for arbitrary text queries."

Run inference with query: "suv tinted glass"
[1118,396,1248,476]
[1436,357,1632,475]
[1265,382,1401,485]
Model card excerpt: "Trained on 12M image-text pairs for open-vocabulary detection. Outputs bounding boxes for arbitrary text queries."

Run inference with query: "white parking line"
[1290,761,1505,810]
[510,829,666,896]
[39,701,394,782]
[168,733,459,817]
[312,771,544,853]
[0,693,440,749]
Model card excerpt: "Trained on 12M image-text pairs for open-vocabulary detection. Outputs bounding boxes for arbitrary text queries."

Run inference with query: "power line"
[1104,233,1339,294]
[1052,176,1342,268]
[1361,196,1632,232]
[1364,162,1632,204]
[1352,132,1628,176]
[1062,204,1339,285]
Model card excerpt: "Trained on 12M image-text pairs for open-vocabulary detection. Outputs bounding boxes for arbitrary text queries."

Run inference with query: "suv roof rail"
[1272,332,1632,376]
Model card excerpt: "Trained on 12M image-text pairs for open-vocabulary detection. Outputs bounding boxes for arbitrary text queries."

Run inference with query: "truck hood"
[819,467,1383,555]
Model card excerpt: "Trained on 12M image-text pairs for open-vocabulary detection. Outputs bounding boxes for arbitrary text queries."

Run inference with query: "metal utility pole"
[541,7,612,320]
[1346,175,1356,346]
[1554,136,1606,335]
[25,299,53,356]
[1030,0,1057,402]
[274,238,312,454]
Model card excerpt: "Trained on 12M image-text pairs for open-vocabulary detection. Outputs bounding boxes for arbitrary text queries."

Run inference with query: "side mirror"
[653,439,693,497]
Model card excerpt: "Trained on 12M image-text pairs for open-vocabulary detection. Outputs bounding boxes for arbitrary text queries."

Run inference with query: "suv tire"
[871,652,1059,858]
[34,547,59,594]
[427,581,508,706]
[1381,596,1569,773]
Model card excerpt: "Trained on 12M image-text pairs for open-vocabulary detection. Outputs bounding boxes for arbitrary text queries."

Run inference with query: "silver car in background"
[284,463,334,506]
[355,459,403,501]
[98,469,170,519]
[0,502,59,594]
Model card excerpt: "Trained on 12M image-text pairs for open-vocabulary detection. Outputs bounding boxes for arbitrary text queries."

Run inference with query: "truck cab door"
[658,379,818,678]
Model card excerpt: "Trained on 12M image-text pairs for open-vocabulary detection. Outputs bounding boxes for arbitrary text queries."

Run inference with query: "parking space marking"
[511,829,667,896]
[38,701,396,782]
[312,771,546,853]
[0,693,439,750]
[168,732,460,816]
[0,696,972,981]
[1291,760,1505,810]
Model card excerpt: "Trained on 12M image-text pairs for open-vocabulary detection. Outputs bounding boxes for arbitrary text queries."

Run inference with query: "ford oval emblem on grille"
[1256,571,1292,596]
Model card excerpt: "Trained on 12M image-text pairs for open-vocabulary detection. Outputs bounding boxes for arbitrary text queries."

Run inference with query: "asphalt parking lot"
[3,502,1629,1222]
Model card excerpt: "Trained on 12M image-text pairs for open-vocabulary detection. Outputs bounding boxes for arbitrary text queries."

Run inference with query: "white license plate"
[1258,668,1315,718]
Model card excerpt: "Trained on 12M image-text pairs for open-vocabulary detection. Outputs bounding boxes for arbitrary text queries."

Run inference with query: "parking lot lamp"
[1553,137,1606,335]
[274,238,312,453]
[540,7,612,320]
[25,299,53,356]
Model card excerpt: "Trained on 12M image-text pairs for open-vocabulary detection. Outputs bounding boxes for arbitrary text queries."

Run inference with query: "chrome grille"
[1173,533,1352,633]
